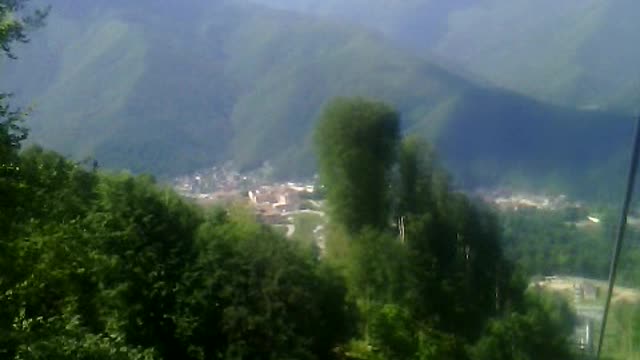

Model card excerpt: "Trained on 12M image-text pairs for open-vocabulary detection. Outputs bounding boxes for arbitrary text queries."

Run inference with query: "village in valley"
[172,165,623,252]
[172,165,327,250]
[473,188,575,211]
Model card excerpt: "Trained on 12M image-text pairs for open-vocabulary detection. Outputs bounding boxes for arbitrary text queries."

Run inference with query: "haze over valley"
[1,0,637,197]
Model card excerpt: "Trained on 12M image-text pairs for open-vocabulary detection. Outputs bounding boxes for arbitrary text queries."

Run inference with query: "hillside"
[0,0,633,194]
[252,0,640,112]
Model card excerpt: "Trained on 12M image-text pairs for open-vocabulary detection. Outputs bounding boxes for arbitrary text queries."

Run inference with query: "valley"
[0,0,633,196]
[2,0,640,358]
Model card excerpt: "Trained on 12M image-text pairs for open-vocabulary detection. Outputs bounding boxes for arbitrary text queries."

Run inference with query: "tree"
[0,3,50,315]
[0,98,29,275]
[395,135,441,217]
[0,0,48,58]
[470,293,576,360]
[88,174,202,359]
[313,99,533,358]
[0,0,47,234]
[395,136,515,340]
[1,145,356,359]
[175,209,352,360]
[314,97,400,234]
[0,148,156,359]
[0,0,48,156]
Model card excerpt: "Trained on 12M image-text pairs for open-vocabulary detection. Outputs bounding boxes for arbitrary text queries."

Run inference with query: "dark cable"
[596,116,640,359]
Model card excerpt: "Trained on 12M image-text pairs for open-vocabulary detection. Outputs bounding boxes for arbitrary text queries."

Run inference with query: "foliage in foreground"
[314,97,577,360]
[0,144,351,359]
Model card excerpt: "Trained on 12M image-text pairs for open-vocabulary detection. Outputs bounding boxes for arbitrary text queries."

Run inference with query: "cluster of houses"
[248,183,315,224]
[478,189,571,211]
[172,164,318,224]
[173,165,255,196]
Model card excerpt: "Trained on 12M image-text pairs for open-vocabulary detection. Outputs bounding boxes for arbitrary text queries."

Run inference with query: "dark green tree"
[175,209,352,360]
[395,135,442,217]
[0,0,48,159]
[470,293,576,360]
[395,136,514,340]
[0,0,48,58]
[314,97,400,234]
[0,148,154,359]
[0,0,47,239]
[88,174,202,359]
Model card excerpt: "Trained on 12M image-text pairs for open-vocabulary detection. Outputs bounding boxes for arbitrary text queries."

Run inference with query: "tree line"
[314,98,576,359]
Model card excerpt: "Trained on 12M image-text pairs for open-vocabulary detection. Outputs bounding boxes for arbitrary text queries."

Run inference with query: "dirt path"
[285,224,295,238]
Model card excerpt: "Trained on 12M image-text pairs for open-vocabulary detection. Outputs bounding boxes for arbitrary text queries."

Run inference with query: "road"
[282,209,325,217]
[285,224,295,238]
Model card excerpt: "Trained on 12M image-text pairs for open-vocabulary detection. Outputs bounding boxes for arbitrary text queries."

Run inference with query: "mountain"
[0,0,633,195]
[250,0,640,113]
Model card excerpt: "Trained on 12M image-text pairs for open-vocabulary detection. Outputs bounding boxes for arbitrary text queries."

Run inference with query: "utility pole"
[596,116,640,359]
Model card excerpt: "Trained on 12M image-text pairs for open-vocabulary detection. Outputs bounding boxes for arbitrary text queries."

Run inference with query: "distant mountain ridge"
[0,0,633,196]
[251,0,640,113]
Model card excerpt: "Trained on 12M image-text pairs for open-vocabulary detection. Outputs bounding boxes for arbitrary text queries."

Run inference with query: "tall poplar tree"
[314,97,400,235]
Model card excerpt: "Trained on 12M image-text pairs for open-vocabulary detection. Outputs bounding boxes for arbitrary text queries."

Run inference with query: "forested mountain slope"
[0,0,632,194]
[252,0,640,112]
